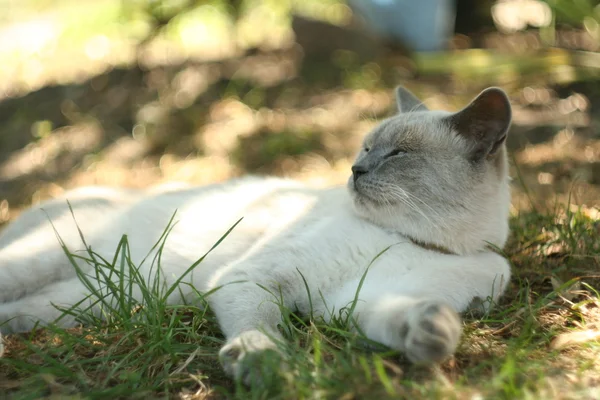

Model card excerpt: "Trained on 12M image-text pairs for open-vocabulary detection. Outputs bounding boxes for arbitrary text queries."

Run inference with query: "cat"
[0,86,512,383]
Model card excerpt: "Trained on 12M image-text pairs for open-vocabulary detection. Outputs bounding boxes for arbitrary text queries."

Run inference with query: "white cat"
[0,87,512,383]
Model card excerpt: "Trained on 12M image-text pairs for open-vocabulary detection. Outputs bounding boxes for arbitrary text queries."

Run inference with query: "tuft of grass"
[1,199,600,399]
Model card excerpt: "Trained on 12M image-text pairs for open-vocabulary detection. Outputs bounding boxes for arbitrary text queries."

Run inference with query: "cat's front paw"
[219,330,282,385]
[402,300,461,364]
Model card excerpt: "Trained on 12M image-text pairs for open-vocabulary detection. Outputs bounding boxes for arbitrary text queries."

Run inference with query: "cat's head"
[348,86,512,254]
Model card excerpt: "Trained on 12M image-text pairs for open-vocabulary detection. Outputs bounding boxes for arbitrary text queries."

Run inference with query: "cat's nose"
[351,165,368,184]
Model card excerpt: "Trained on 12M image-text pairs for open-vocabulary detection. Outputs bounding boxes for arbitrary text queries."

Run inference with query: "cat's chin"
[348,179,392,208]
[347,179,370,208]
[347,181,390,221]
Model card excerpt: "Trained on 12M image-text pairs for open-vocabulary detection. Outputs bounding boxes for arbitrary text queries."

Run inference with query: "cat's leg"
[318,251,510,363]
[0,191,129,303]
[0,203,73,303]
[0,244,81,304]
[211,281,289,383]
[0,277,92,333]
[208,266,304,383]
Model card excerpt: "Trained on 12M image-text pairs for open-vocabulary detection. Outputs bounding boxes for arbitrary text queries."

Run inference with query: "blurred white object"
[492,0,552,32]
[0,18,59,56]
[349,0,456,52]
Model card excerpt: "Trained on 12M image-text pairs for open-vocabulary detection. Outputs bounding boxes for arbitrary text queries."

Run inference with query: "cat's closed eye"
[385,149,405,158]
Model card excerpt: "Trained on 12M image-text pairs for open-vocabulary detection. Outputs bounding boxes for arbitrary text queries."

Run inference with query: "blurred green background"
[1,0,600,224]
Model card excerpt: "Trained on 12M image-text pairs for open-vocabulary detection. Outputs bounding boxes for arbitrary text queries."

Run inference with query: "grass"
[1,197,599,399]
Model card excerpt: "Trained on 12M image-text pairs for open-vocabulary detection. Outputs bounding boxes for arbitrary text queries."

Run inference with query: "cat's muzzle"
[351,164,368,184]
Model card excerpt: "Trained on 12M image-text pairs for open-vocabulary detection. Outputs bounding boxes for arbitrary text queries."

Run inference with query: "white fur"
[0,88,513,383]
[0,178,509,372]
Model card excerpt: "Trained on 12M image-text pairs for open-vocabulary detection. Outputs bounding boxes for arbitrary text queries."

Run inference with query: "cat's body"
[0,87,513,382]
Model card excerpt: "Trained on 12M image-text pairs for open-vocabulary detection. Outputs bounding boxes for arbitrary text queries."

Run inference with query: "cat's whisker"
[399,188,451,231]
[385,186,433,225]
[389,185,450,231]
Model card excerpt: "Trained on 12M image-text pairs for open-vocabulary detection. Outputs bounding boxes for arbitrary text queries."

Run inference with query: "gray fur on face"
[348,87,512,254]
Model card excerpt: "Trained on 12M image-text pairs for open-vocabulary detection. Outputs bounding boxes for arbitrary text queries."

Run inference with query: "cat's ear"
[396,86,428,113]
[448,87,511,160]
